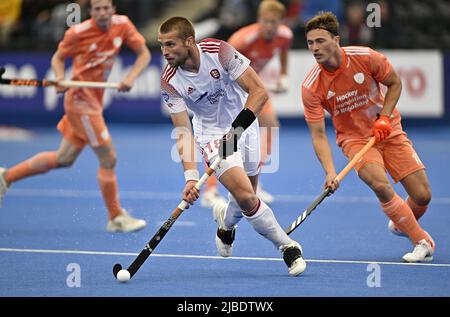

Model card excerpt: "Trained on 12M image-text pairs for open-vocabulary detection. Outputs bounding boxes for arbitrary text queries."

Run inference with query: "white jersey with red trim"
[161,38,256,144]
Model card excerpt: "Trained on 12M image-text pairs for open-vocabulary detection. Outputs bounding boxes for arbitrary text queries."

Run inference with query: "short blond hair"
[305,11,339,36]
[258,0,286,18]
[159,16,195,40]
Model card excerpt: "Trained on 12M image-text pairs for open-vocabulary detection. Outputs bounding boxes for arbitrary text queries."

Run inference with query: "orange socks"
[406,196,428,220]
[5,152,58,184]
[97,168,122,219]
[381,193,431,244]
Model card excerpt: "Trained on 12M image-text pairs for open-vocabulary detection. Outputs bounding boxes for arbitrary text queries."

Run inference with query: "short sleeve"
[302,85,325,122]
[369,48,393,83]
[218,41,251,80]
[161,79,187,114]
[123,19,146,51]
[58,27,78,58]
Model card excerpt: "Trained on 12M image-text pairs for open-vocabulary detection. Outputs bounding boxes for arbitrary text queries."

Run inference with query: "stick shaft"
[0,77,119,89]
[125,157,221,277]
[285,137,376,235]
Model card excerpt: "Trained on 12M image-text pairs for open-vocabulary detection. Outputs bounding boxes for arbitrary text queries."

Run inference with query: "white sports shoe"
[200,187,227,208]
[388,220,408,237]
[403,239,434,263]
[256,183,274,204]
[280,241,306,276]
[107,209,147,233]
[0,167,8,208]
[213,200,235,257]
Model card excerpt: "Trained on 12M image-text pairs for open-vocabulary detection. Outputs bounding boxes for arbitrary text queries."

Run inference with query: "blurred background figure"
[340,1,372,46]
[0,0,22,46]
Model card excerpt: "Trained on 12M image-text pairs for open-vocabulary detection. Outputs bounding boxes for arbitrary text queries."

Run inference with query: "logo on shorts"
[210,69,220,79]
[162,91,169,102]
[354,72,365,84]
[187,87,194,95]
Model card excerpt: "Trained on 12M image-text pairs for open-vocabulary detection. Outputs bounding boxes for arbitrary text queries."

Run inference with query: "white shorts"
[198,122,261,179]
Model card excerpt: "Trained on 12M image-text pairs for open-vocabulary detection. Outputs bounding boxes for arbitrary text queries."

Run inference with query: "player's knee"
[100,154,117,169]
[370,181,393,198]
[56,156,76,168]
[234,192,258,211]
[412,188,432,206]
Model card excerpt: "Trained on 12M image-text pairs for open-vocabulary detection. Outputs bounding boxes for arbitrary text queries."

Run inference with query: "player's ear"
[334,35,340,46]
[186,36,195,46]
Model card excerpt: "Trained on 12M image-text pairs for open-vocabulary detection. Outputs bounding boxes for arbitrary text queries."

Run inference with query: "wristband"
[184,169,199,182]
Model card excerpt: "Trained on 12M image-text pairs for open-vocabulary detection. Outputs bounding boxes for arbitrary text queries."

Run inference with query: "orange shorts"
[57,112,111,149]
[342,132,425,183]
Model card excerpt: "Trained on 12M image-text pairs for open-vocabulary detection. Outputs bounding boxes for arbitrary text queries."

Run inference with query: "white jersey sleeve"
[161,74,187,114]
[218,40,251,81]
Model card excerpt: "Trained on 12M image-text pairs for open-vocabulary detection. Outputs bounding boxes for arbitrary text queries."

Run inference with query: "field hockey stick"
[113,156,222,281]
[0,67,119,89]
[285,136,376,235]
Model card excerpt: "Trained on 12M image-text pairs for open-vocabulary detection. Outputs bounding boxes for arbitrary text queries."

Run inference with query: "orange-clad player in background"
[0,0,151,232]
[201,0,292,208]
[302,12,434,262]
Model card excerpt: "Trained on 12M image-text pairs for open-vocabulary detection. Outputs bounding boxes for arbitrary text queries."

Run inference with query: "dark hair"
[159,17,195,40]
[305,11,339,36]
[88,0,114,9]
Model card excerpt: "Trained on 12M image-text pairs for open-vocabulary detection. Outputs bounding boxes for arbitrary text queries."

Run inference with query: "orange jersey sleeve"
[302,84,325,123]
[58,27,79,58]
[369,48,393,83]
[123,18,146,51]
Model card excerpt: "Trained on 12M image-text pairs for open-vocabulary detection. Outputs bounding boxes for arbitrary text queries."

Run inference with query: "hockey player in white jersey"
[158,16,305,276]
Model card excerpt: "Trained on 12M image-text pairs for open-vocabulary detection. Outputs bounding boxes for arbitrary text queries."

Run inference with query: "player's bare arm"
[236,67,268,115]
[170,110,199,208]
[380,69,402,117]
[307,120,339,191]
[277,49,288,93]
[373,70,402,142]
[118,44,151,92]
[50,49,68,94]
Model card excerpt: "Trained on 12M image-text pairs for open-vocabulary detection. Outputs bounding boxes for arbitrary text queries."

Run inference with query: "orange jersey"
[58,15,145,114]
[302,46,403,147]
[228,23,292,74]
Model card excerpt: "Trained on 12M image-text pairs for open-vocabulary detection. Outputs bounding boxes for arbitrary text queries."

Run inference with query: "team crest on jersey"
[113,37,123,48]
[354,72,365,84]
[210,69,220,79]
[187,87,195,95]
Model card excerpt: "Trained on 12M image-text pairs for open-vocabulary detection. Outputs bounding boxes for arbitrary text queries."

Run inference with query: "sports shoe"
[107,209,147,233]
[403,238,435,263]
[280,241,306,276]
[213,200,235,257]
[201,187,227,208]
[256,183,274,204]
[388,220,408,237]
[0,167,8,208]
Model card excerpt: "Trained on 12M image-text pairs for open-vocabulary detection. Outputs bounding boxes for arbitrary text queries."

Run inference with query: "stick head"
[113,263,123,278]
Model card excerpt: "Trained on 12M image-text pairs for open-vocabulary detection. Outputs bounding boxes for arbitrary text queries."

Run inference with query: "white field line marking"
[7,188,450,205]
[1,247,449,267]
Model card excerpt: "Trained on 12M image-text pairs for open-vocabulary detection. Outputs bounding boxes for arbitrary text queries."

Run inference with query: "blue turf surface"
[1,123,449,296]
